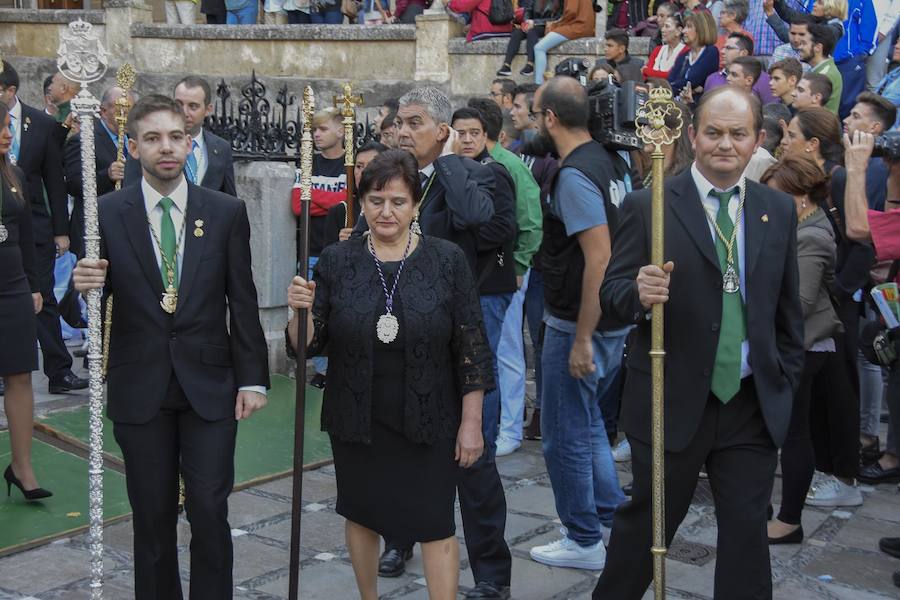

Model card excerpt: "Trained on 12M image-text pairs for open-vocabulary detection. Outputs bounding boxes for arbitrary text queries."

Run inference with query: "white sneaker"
[495,436,521,457]
[612,439,631,463]
[805,475,863,507]
[529,535,606,570]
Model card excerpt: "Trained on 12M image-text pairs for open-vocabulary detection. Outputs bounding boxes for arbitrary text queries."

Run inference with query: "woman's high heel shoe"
[4,465,53,501]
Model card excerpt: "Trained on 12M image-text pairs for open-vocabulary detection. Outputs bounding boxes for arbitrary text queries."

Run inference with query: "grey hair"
[398,86,453,126]
[101,87,140,108]
[722,0,749,24]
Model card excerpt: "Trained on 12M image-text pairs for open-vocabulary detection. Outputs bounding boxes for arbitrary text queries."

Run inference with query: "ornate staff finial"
[637,87,683,154]
[113,63,136,191]
[115,62,136,92]
[57,19,108,86]
[332,83,364,227]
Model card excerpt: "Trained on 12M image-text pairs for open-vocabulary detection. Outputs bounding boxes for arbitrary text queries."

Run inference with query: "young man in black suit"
[73,95,269,600]
[593,86,805,600]
[0,60,86,395]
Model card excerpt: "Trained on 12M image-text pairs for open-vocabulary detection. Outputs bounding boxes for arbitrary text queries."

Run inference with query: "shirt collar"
[192,129,205,152]
[142,175,189,216]
[10,98,21,122]
[691,162,743,201]
[419,162,435,178]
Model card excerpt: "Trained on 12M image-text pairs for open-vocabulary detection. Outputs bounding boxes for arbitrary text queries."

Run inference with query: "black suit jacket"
[99,182,269,425]
[600,168,804,452]
[15,102,68,238]
[123,130,237,197]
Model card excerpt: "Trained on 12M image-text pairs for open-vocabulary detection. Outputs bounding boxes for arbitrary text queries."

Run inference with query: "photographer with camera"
[525,75,628,571]
[842,125,900,590]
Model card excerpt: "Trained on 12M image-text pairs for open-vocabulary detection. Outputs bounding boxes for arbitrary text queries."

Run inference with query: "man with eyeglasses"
[703,32,778,104]
[489,78,516,111]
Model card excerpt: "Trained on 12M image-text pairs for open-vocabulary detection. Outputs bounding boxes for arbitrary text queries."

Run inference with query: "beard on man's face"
[525,128,558,157]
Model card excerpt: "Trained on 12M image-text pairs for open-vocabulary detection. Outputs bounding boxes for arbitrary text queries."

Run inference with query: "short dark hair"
[512,83,539,108]
[381,109,398,131]
[358,149,422,204]
[467,97,503,141]
[728,32,754,55]
[762,101,792,123]
[0,61,20,91]
[492,78,516,98]
[856,91,898,132]
[809,22,837,57]
[605,28,629,49]
[126,94,185,137]
[762,116,784,153]
[692,86,763,135]
[357,141,389,155]
[768,57,803,82]
[790,12,816,28]
[382,98,399,112]
[175,75,212,106]
[540,77,589,129]
[43,75,54,97]
[801,72,833,105]
[732,56,763,85]
[451,107,487,135]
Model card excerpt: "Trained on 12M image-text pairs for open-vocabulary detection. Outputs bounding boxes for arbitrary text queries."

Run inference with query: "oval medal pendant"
[376,313,399,344]
[723,264,740,294]
[0,224,8,243]
[160,287,178,314]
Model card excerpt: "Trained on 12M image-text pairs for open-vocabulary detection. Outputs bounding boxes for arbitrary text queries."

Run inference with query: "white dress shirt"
[142,176,266,397]
[691,163,752,378]
[192,129,209,185]
[9,97,22,159]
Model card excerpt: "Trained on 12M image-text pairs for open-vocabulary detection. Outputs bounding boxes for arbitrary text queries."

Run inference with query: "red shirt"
[448,0,513,41]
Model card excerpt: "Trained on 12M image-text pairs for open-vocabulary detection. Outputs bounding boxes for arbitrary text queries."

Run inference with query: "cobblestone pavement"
[2,359,900,599]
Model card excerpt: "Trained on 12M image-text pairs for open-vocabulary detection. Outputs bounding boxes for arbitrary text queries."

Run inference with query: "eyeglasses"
[489,91,503,98]
[529,108,550,118]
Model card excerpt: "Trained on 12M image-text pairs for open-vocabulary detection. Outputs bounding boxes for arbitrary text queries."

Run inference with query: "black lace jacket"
[297,235,495,445]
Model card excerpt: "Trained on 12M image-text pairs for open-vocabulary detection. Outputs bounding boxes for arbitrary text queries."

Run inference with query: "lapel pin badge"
[194,219,204,238]
[761,214,769,223]
[23,116,30,131]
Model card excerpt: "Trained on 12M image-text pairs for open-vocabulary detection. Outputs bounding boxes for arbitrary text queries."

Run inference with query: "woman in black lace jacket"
[287,150,494,600]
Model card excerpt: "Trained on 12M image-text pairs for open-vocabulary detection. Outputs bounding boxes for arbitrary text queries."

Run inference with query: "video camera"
[554,58,649,152]
[873,131,900,160]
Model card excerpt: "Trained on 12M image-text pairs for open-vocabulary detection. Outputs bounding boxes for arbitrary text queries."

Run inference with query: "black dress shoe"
[523,408,541,440]
[378,547,413,578]
[858,462,900,484]
[880,537,900,559]
[465,581,511,599]
[768,525,803,545]
[861,438,883,466]
[309,373,327,390]
[48,371,89,394]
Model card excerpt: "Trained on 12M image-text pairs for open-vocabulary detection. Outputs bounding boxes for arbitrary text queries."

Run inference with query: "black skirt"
[329,270,457,546]
[0,245,37,376]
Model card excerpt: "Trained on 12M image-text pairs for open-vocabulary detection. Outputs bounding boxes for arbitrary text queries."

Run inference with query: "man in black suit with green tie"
[73,95,269,600]
[593,86,805,600]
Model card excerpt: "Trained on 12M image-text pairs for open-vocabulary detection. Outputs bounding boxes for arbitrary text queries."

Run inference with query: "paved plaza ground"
[2,362,900,599]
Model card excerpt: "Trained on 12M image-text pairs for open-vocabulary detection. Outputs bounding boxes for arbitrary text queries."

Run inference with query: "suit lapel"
[17,104,35,164]
[668,170,720,271]
[742,182,768,278]
[121,188,165,297]
[176,184,207,314]
[200,131,219,187]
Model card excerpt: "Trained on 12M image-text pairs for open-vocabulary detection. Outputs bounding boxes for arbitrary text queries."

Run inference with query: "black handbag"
[859,260,900,367]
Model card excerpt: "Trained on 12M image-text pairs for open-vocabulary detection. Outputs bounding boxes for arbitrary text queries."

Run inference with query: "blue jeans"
[497,273,531,444]
[226,2,258,23]
[534,32,569,84]
[541,322,627,546]
[310,7,343,22]
[480,294,513,455]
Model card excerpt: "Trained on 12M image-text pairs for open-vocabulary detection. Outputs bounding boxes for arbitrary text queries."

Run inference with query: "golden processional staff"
[333,83,363,228]
[113,63,135,191]
[56,19,109,599]
[635,86,684,600]
[288,85,315,600]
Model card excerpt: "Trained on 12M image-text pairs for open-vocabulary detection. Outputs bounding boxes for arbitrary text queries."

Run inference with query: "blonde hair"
[312,107,341,127]
[818,0,848,20]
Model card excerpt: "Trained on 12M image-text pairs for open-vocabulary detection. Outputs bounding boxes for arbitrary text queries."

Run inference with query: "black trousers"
[204,12,226,23]
[386,452,512,586]
[593,381,777,600]
[810,324,860,480]
[32,212,72,379]
[778,351,828,525]
[113,376,238,600]
[501,25,545,66]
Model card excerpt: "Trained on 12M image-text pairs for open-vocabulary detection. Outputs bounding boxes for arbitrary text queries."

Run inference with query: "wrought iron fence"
[204,72,378,162]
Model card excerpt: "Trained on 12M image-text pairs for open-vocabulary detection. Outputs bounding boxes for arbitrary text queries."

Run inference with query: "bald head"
[100,86,138,134]
[535,76,589,129]
[693,86,762,135]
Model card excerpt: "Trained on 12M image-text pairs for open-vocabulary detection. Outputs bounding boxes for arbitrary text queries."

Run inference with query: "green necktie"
[158,196,178,289]
[710,189,746,403]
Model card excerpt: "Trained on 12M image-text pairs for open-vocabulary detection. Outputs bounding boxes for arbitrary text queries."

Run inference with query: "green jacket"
[489,142,543,275]
[812,58,842,115]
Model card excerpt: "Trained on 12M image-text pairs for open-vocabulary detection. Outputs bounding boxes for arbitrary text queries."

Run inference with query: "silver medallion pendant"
[377,313,400,344]
[723,264,740,294]
[0,224,7,243]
